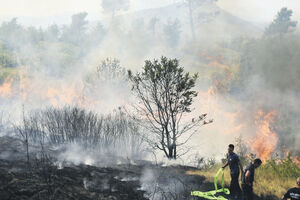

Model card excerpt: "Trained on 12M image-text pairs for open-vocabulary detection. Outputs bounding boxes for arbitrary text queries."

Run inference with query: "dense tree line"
[228,7,300,156]
[0,13,106,71]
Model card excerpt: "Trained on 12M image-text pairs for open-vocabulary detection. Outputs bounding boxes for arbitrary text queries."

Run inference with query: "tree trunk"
[188,0,196,41]
[168,146,173,158]
[25,138,30,171]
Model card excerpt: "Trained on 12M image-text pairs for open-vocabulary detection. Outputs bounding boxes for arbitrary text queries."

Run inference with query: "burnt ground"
[0,136,267,200]
[0,158,148,200]
[0,136,205,200]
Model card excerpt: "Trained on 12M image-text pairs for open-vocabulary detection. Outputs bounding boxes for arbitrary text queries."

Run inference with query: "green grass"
[187,157,300,199]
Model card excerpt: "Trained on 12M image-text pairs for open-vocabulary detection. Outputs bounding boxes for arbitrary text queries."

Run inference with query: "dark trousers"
[242,184,253,200]
[230,173,242,197]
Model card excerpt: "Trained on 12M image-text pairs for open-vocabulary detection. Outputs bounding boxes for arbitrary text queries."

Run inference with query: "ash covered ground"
[0,136,212,200]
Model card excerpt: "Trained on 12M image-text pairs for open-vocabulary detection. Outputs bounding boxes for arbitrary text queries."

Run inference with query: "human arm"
[281,189,291,200]
[222,161,228,169]
[244,170,252,186]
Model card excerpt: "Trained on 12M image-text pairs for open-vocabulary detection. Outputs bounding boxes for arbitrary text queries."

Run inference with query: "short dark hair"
[228,144,234,149]
[254,158,262,165]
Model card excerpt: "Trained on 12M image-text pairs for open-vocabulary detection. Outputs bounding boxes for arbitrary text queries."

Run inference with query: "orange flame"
[250,110,279,162]
[0,68,124,111]
[284,151,300,165]
[199,52,237,94]
[293,157,300,165]
[0,76,14,98]
[0,70,86,107]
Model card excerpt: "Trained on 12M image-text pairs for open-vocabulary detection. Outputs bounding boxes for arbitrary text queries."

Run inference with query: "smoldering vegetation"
[0,0,300,160]
[13,106,146,165]
[0,105,207,200]
[0,1,299,200]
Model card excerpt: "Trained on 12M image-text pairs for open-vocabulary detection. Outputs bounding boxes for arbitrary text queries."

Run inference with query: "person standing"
[282,177,300,200]
[242,158,262,200]
[222,144,243,199]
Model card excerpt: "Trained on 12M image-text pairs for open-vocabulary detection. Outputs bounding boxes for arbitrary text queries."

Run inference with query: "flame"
[250,110,279,162]
[284,151,300,165]
[0,70,87,107]
[199,52,238,94]
[293,157,300,165]
[0,76,14,98]
[43,83,83,107]
[0,67,126,111]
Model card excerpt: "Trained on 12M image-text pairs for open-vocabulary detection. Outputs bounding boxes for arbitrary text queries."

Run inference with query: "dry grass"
[187,157,300,200]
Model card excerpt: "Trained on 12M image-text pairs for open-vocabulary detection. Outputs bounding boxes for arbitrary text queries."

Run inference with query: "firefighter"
[242,158,262,200]
[222,144,243,199]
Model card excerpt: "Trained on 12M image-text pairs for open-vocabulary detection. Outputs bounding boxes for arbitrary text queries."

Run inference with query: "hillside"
[127,2,262,40]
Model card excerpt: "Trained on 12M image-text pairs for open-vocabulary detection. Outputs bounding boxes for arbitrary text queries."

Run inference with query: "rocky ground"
[0,136,213,200]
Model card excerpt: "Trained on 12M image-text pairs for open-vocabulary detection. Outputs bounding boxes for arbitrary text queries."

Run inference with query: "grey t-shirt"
[227,152,240,175]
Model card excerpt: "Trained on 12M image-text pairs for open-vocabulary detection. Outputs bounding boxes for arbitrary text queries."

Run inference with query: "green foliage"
[0,18,25,51]
[235,8,299,92]
[0,45,17,68]
[128,57,209,159]
[265,7,297,37]
[0,13,106,74]
[129,56,198,113]
[44,24,60,42]
[84,58,128,91]
[61,12,89,45]
[196,158,300,200]
[0,67,19,83]
[261,156,300,179]
[237,34,300,92]
[254,158,300,199]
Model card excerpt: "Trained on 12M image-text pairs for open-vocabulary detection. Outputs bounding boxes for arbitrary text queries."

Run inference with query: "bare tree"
[15,106,145,160]
[128,57,212,159]
[96,58,127,83]
[15,108,33,170]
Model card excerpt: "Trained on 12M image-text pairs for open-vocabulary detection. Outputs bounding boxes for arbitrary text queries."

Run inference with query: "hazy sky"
[0,0,299,23]
[217,0,300,22]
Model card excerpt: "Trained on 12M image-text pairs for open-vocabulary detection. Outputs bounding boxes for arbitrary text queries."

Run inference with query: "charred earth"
[0,136,206,200]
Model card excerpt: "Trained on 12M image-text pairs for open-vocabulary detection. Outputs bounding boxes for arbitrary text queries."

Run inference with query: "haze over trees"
[230,8,300,155]
[163,19,181,48]
[0,2,299,199]
[101,0,130,19]
[265,7,297,37]
[0,1,299,161]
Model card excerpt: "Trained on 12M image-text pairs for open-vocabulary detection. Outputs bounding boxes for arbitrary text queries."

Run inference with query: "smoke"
[140,168,188,200]
[0,0,299,166]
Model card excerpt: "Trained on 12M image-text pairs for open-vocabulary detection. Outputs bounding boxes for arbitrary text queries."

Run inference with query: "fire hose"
[191,168,230,200]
